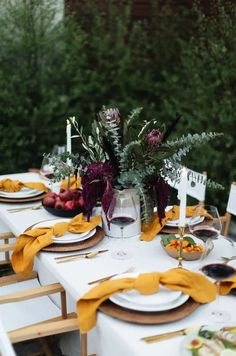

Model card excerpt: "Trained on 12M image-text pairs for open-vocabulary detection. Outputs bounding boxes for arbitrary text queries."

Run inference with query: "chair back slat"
[226,182,236,216]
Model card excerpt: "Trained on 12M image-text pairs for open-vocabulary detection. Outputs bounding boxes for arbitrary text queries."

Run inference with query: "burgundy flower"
[81,161,115,219]
[100,108,121,124]
[146,129,162,148]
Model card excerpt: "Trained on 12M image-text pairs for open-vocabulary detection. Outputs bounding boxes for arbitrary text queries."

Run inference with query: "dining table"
[0,172,236,356]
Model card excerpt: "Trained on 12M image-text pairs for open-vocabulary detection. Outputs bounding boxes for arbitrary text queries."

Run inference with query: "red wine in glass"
[201,263,236,322]
[44,173,55,180]
[107,191,138,260]
[188,205,222,244]
[202,263,236,280]
[191,226,219,241]
[110,216,136,227]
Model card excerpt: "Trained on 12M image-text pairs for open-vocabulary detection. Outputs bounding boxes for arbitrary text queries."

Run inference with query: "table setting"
[0,108,235,356]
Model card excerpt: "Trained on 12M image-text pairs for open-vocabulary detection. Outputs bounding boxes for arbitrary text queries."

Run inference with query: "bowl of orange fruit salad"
[160,234,208,261]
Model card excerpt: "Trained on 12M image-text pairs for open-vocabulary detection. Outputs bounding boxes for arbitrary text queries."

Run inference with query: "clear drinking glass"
[107,191,138,260]
[188,204,222,244]
[201,261,236,322]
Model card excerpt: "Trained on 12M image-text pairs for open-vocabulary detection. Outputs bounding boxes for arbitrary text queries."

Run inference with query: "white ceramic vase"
[102,188,141,238]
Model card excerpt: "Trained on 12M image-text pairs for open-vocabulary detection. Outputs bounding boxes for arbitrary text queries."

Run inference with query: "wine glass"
[188,204,222,244]
[107,191,138,260]
[51,145,67,155]
[201,261,236,322]
[40,156,54,181]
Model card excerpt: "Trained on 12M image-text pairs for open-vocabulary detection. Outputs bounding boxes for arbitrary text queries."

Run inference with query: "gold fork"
[7,204,42,213]
[88,266,134,285]
[55,249,108,264]
[141,326,201,343]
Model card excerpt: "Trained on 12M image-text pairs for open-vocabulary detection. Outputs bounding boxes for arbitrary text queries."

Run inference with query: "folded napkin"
[219,276,236,295]
[0,179,49,193]
[11,214,101,274]
[60,176,81,190]
[140,205,208,241]
[77,268,217,333]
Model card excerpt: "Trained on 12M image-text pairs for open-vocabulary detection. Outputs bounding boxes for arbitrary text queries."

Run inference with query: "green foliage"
[0,0,234,212]
[160,0,236,211]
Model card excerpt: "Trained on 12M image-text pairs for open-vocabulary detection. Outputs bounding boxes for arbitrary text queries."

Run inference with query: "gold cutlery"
[88,266,134,285]
[7,204,42,213]
[55,249,108,263]
[221,255,236,264]
[141,326,200,343]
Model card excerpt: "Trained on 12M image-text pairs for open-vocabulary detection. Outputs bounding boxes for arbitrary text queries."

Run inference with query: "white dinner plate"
[110,292,189,312]
[52,229,96,244]
[109,273,189,312]
[0,187,43,199]
[165,215,204,227]
[180,324,236,355]
[33,219,96,244]
[112,273,181,306]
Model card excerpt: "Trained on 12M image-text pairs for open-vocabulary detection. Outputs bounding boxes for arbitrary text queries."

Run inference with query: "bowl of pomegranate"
[160,234,208,261]
[42,189,84,217]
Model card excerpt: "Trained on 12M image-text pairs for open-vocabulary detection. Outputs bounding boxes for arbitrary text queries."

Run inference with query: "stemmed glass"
[188,204,235,322]
[188,204,222,244]
[39,145,67,189]
[201,261,236,322]
[107,191,138,260]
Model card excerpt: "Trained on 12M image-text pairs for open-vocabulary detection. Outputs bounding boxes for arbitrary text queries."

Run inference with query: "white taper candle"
[178,167,187,227]
[66,119,72,155]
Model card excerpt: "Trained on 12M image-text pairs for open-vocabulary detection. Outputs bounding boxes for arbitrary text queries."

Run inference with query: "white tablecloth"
[1,172,236,356]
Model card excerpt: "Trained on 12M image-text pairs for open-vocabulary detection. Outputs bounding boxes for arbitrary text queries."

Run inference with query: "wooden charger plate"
[99,298,199,325]
[0,192,48,203]
[161,226,191,234]
[42,226,105,252]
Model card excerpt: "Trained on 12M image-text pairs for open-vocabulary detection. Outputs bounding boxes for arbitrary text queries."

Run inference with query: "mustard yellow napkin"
[60,176,81,190]
[12,214,101,274]
[140,205,208,241]
[219,276,236,295]
[77,268,217,333]
[0,179,49,193]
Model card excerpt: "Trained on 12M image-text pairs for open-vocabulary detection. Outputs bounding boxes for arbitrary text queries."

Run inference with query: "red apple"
[59,189,73,202]
[60,188,65,193]
[74,196,84,209]
[43,196,55,207]
[64,200,75,210]
[46,192,57,199]
[70,189,81,200]
[55,199,65,209]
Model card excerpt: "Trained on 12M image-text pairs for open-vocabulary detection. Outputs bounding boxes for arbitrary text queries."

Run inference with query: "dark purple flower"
[146,129,162,148]
[100,108,121,124]
[81,161,115,219]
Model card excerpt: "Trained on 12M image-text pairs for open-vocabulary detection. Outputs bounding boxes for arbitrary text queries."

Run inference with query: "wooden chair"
[0,318,16,356]
[221,182,236,236]
[0,241,95,356]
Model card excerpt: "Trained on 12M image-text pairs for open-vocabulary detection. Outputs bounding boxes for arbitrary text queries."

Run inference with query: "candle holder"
[177,226,185,268]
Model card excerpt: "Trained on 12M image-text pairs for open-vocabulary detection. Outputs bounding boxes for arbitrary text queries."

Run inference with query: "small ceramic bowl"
[160,235,212,261]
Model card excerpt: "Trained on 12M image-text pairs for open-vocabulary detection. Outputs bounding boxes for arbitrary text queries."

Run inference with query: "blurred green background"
[0,0,235,212]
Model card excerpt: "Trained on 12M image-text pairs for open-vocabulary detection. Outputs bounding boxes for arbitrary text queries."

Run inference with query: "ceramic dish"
[0,188,43,199]
[160,235,207,261]
[110,292,189,312]
[114,280,181,306]
[33,219,96,244]
[180,324,236,356]
[165,215,204,227]
[109,273,189,312]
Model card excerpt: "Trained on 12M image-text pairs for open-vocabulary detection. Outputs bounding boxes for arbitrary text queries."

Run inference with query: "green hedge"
[0,0,235,212]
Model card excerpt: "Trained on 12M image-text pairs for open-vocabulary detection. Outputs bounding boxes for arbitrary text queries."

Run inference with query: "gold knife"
[54,249,108,261]
[56,249,108,264]
[141,326,200,343]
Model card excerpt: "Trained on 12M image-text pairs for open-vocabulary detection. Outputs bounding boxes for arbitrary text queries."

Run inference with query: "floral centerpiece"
[70,107,221,226]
